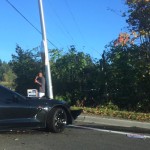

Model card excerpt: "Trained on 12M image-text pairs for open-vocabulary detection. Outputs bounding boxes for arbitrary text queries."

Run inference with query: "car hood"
[27,97,69,108]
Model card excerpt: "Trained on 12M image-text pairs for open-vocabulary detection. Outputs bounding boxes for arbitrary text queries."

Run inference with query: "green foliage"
[72,106,150,122]
[103,101,119,111]
[0,60,16,89]
[125,0,150,43]
[51,46,95,105]
[0,60,9,81]
[49,49,63,63]
[3,68,16,83]
[3,42,150,113]
[0,81,15,90]
[54,95,71,104]
[10,45,43,96]
[103,42,150,111]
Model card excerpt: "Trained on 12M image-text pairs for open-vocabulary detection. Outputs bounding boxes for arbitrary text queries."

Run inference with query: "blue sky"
[0,0,128,62]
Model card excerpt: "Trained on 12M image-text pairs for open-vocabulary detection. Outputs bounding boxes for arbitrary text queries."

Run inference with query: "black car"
[0,85,79,133]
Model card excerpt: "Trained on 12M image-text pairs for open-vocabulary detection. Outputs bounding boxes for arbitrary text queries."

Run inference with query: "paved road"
[0,124,149,150]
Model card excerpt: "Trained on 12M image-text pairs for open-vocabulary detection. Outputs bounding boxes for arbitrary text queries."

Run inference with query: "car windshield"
[14,91,26,100]
[0,85,26,100]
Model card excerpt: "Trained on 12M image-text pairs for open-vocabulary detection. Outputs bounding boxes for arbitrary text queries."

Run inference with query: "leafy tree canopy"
[10,45,43,95]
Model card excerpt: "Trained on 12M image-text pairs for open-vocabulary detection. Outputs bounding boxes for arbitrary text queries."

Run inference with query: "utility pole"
[38,0,53,99]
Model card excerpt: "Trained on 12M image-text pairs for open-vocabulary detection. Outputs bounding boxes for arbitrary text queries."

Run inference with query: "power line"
[46,0,77,46]
[42,0,68,48]
[107,7,122,17]
[64,0,85,42]
[5,0,58,49]
[64,0,101,56]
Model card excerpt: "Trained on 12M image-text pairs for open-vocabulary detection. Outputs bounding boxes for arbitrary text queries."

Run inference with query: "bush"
[136,99,150,113]
[71,106,150,122]
[104,101,119,110]
[54,95,71,104]
[0,82,16,90]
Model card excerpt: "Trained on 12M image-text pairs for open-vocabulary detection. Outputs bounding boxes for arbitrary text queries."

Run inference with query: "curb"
[76,114,150,130]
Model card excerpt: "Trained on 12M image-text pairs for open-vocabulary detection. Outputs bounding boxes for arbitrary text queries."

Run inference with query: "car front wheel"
[46,108,67,133]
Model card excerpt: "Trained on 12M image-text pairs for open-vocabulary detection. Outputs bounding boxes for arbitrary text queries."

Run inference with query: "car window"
[0,86,13,102]
[13,92,26,103]
[0,86,27,104]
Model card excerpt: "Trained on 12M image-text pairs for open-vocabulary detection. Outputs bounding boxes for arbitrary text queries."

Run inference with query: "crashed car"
[0,85,80,133]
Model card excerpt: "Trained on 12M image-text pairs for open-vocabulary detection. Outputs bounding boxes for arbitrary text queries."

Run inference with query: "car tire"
[46,108,67,133]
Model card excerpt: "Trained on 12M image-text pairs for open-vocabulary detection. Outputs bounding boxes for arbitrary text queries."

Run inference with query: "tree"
[0,60,16,89]
[0,60,9,81]
[51,46,94,104]
[103,41,150,112]
[125,0,150,43]
[3,67,16,83]
[11,45,43,96]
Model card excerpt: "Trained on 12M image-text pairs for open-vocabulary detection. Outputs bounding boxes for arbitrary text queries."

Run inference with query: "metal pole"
[38,0,53,99]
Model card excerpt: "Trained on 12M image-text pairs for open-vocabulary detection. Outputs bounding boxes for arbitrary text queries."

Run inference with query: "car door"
[0,86,31,128]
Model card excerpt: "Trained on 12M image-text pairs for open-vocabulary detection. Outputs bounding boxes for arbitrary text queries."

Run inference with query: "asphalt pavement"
[0,113,149,150]
[0,126,150,150]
